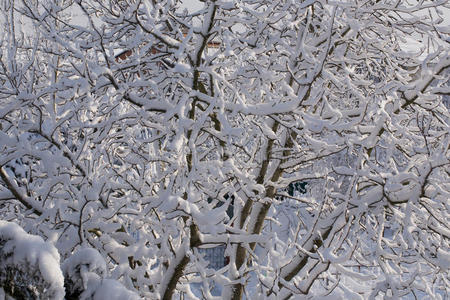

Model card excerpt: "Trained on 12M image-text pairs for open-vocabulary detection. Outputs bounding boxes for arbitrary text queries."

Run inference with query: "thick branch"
[0,166,42,216]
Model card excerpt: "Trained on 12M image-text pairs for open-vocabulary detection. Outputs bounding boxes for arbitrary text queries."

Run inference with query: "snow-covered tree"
[0,0,449,299]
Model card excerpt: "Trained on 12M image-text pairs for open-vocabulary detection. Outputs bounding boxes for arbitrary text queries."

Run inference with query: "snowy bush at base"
[62,248,139,300]
[80,278,140,300]
[0,221,65,300]
[62,248,107,299]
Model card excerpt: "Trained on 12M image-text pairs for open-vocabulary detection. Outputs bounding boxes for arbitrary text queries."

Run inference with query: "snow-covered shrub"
[78,278,140,300]
[0,221,64,300]
[62,248,107,299]
[62,248,139,300]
